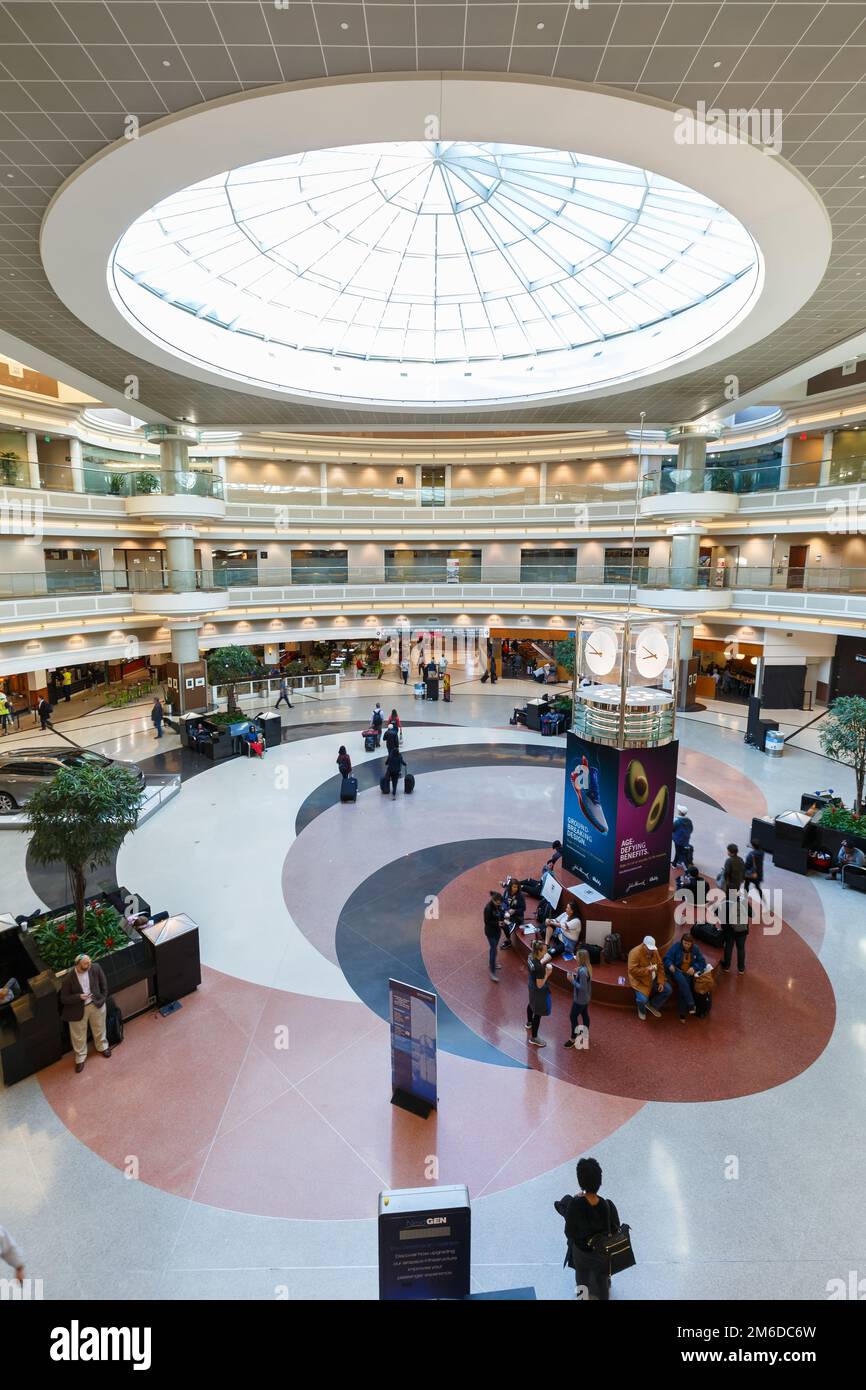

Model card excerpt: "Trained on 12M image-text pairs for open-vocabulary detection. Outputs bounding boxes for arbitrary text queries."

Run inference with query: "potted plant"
[108,472,127,496]
[25,762,144,936]
[133,471,160,494]
[206,645,259,714]
[0,449,21,486]
[819,696,866,817]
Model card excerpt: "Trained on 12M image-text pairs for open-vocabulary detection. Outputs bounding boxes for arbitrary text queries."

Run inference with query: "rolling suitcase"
[106,997,124,1047]
[380,774,390,794]
[363,727,377,751]
[404,773,415,794]
[692,922,724,948]
[340,775,358,803]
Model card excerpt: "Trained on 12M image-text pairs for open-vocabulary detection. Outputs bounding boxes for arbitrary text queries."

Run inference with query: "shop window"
[291,549,348,584]
[604,547,649,583]
[520,548,576,582]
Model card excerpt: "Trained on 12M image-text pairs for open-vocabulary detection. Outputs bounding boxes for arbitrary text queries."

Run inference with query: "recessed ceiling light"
[162,59,171,67]
[537,22,545,30]
[713,60,722,69]
[340,21,349,30]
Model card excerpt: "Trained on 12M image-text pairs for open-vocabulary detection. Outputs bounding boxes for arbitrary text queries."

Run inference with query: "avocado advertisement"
[563,732,679,899]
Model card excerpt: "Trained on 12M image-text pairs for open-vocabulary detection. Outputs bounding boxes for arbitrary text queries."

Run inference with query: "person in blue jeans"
[484,891,503,981]
[663,931,707,1022]
[627,935,672,1020]
[150,697,164,739]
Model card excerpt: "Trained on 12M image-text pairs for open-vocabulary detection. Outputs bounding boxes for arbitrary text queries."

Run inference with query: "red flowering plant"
[29,902,128,973]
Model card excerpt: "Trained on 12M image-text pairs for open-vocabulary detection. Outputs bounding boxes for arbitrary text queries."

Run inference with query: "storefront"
[693,637,763,702]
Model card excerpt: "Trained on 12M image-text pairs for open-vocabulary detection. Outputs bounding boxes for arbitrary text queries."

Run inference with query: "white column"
[820,430,834,485]
[779,434,792,489]
[538,460,548,504]
[169,622,200,664]
[68,437,84,493]
[676,435,707,490]
[444,463,452,507]
[319,461,328,506]
[415,463,423,506]
[26,431,40,489]
[160,526,198,591]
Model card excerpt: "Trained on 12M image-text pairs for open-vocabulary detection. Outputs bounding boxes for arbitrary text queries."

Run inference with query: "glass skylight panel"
[111,140,759,407]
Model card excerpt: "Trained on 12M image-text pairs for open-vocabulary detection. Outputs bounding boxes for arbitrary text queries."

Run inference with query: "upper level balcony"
[0,462,225,522]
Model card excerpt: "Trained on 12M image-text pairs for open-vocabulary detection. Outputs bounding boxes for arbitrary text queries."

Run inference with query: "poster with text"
[389,979,438,1110]
[563,732,679,899]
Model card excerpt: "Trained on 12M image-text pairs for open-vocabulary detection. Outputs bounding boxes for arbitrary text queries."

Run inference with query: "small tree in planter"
[26,762,144,935]
[0,449,21,486]
[820,696,866,815]
[206,645,258,714]
[553,637,575,678]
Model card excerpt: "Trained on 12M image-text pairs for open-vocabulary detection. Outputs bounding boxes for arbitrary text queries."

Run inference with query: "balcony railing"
[0,463,223,500]
[5,562,866,602]
[640,459,866,498]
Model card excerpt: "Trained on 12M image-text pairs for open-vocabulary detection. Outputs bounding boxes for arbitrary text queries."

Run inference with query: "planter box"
[813,811,866,859]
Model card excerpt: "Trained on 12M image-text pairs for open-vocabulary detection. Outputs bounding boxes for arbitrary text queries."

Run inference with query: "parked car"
[0,747,146,814]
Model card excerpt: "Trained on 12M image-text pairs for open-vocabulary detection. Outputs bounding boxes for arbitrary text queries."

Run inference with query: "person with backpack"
[484,891,503,982]
[336,746,352,779]
[525,940,552,1048]
[671,804,694,867]
[564,948,592,1049]
[542,900,582,962]
[388,708,403,741]
[384,744,405,798]
[663,931,708,1022]
[710,888,750,974]
[383,721,400,754]
[370,702,384,745]
[555,1156,623,1300]
[275,676,293,711]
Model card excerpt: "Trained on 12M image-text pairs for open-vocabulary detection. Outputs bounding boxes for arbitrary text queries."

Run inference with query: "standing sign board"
[378,1185,470,1300]
[389,978,437,1117]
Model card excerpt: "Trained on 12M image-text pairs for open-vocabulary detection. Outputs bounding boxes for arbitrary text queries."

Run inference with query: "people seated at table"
[542,900,582,962]
[627,935,671,1021]
[663,932,708,1022]
[828,840,866,882]
[498,878,526,950]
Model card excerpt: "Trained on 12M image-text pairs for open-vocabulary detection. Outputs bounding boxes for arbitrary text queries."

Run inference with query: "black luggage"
[520,877,544,898]
[480,670,490,684]
[692,922,724,948]
[340,775,358,803]
[364,732,377,752]
[380,774,390,794]
[106,997,124,1047]
[586,943,602,965]
[694,990,713,1018]
[404,773,415,794]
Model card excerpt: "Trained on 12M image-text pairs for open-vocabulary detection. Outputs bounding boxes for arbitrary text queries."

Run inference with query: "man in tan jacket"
[627,935,672,1021]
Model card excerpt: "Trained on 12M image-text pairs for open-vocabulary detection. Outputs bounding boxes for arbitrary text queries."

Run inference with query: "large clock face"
[634,625,671,679]
[584,626,619,677]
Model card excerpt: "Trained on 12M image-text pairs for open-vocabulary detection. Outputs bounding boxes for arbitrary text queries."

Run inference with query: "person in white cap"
[627,935,671,1020]
[671,804,694,868]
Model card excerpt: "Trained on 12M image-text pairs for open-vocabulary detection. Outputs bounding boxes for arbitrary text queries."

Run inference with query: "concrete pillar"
[820,430,834,486]
[68,437,84,493]
[159,437,190,483]
[678,624,694,660]
[169,622,200,665]
[160,526,198,591]
[27,668,48,704]
[25,431,40,489]
[538,460,548,504]
[319,461,328,506]
[779,434,792,489]
[669,527,702,587]
[675,435,707,491]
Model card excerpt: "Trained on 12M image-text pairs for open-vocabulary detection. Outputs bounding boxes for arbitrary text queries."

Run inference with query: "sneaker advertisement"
[562,733,679,899]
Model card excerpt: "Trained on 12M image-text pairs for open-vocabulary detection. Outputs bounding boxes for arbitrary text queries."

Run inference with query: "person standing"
[59,953,111,1073]
[383,721,400,754]
[37,696,52,731]
[385,744,405,799]
[0,689,9,735]
[275,675,294,711]
[671,805,694,868]
[744,838,765,906]
[712,892,750,975]
[556,1157,621,1300]
[400,656,409,686]
[564,948,592,1049]
[0,1223,25,1285]
[417,652,426,680]
[719,842,746,895]
[62,668,73,701]
[525,940,552,1048]
[484,891,503,981]
[150,696,164,740]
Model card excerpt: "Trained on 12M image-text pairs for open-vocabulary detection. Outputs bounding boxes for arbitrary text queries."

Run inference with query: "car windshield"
[60,752,109,768]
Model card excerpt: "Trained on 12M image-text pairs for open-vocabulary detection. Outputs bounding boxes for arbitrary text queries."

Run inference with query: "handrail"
[639,458,866,497]
[0,462,224,500]
[6,562,866,601]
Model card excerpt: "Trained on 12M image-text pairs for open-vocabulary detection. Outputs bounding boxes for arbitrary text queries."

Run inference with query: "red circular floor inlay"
[422,849,835,1104]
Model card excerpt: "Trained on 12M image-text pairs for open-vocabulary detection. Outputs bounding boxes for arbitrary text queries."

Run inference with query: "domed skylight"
[109,141,760,409]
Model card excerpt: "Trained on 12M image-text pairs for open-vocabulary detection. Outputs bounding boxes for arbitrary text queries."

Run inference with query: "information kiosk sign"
[378,1185,471,1300]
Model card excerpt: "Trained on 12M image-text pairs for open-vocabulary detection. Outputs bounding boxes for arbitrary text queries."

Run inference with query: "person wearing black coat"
[336,746,352,779]
[499,879,526,950]
[555,1156,621,1300]
[385,746,406,798]
[484,891,503,981]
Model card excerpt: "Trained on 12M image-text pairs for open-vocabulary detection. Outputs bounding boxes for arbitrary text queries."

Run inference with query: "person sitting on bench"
[498,879,526,950]
[543,901,582,962]
[829,840,866,883]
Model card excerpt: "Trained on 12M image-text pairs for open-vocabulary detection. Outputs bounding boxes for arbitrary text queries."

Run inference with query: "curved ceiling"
[109,140,759,409]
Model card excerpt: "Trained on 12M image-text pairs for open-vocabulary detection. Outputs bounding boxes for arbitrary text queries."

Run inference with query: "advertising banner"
[389,978,438,1116]
[378,1185,470,1301]
[562,732,679,899]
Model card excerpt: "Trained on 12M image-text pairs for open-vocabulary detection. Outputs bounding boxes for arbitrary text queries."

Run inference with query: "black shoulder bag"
[586,1199,636,1277]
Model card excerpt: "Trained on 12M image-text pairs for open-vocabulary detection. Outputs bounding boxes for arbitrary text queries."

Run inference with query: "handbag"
[587,1199,636,1277]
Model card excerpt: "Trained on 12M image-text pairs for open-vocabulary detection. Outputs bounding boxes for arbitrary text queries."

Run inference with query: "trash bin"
[765,729,785,757]
[256,710,282,748]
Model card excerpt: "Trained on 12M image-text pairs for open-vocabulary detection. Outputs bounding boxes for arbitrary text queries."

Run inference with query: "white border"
[41,74,831,416]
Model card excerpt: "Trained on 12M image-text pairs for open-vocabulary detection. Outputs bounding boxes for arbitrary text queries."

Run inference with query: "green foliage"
[819,696,866,815]
[30,902,128,973]
[818,806,866,836]
[553,638,575,677]
[133,471,160,494]
[107,472,127,495]
[206,711,247,729]
[26,763,144,932]
[206,645,258,712]
[0,450,21,485]
[284,659,304,677]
